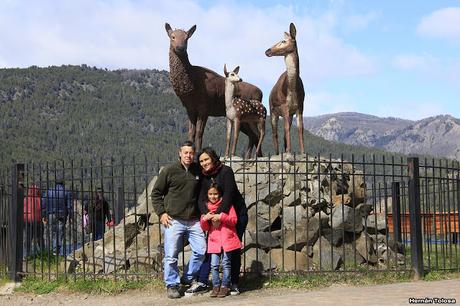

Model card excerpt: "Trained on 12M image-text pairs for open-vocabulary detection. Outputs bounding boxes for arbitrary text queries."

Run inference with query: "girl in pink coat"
[200,183,241,298]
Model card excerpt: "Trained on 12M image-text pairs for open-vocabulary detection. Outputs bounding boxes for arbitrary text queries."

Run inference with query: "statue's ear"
[233,66,240,74]
[224,64,228,77]
[165,23,173,37]
[289,23,297,39]
[187,25,197,38]
[284,32,290,40]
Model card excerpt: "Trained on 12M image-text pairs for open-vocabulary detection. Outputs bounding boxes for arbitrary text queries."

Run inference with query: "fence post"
[8,164,24,282]
[391,182,402,244]
[115,186,125,225]
[408,157,423,279]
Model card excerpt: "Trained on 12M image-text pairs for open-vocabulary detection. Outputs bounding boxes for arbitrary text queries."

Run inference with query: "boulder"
[312,237,343,271]
[329,204,363,233]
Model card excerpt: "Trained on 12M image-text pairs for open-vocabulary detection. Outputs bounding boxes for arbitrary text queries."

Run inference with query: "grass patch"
[260,271,413,290]
[16,276,164,295]
[17,277,65,294]
[0,276,9,287]
[258,269,460,290]
[14,270,460,295]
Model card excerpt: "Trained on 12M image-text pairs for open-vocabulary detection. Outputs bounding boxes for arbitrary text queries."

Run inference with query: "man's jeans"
[162,219,206,287]
[211,251,232,287]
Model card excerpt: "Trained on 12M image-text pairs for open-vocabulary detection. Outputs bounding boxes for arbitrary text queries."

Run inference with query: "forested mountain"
[0,65,401,168]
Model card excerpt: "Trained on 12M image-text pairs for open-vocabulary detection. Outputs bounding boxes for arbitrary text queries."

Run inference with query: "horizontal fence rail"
[0,154,458,282]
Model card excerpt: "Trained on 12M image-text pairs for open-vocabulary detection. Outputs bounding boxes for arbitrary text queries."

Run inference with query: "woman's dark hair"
[198,147,220,165]
[208,182,223,196]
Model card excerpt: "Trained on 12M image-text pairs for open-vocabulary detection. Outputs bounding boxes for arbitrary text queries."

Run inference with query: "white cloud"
[306,91,356,116]
[417,7,460,44]
[375,100,445,121]
[0,0,375,92]
[344,11,379,32]
[391,53,460,88]
[392,54,439,71]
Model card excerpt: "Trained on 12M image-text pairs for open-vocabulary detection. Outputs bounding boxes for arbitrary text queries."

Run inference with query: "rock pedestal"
[68,154,405,274]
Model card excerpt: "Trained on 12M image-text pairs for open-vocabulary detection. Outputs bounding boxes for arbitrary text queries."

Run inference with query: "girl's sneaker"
[230,284,240,295]
[217,286,230,298]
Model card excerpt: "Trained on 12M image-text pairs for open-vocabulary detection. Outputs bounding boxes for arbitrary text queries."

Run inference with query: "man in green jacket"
[151,140,206,299]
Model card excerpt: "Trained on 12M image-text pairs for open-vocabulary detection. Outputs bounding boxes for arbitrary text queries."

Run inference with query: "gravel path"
[1,278,459,306]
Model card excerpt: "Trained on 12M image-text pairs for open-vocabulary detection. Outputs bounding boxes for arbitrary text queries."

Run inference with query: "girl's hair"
[199,147,220,165]
[208,182,223,196]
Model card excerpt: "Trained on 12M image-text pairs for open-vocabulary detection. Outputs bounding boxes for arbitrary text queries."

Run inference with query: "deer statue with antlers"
[265,23,305,155]
[165,23,263,155]
[223,64,266,158]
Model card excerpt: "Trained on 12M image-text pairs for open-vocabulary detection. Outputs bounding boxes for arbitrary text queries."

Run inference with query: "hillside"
[0,66,400,167]
[303,112,460,160]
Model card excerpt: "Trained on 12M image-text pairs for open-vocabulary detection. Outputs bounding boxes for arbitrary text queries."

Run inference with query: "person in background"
[200,182,241,298]
[87,189,113,240]
[23,184,43,256]
[41,177,73,255]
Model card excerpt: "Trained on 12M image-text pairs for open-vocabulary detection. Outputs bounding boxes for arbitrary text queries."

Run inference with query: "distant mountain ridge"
[0,65,394,167]
[303,112,460,160]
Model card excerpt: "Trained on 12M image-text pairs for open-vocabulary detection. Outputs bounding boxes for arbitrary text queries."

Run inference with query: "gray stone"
[355,232,377,264]
[269,248,310,271]
[242,248,276,272]
[329,204,363,233]
[321,228,355,247]
[245,230,281,250]
[284,215,320,251]
[363,214,387,233]
[312,237,343,271]
[246,202,280,232]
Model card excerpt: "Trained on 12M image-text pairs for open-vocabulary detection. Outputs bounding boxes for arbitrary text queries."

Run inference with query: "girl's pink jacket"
[200,199,241,253]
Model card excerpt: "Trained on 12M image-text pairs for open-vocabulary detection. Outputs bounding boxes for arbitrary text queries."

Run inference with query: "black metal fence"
[0,154,459,282]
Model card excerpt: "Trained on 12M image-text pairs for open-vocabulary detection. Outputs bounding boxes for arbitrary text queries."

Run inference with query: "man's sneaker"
[217,286,230,298]
[210,286,220,298]
[230,284,240,295]
[184,281,208,296]
[180,276,192,286]
[166,285,181,299]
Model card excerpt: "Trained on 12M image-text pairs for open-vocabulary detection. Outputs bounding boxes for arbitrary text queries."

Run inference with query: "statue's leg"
[296,110,305,154]
[256,118,265,157]
[271,115,279,155]
[231,119,241,156]
[225,119,232,157]
[188,114,197,144]
[195,116,208,153]
[283,114,293,153]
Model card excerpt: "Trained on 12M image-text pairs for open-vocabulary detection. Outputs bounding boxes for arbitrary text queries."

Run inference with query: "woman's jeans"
[162,219,206,287]
[211,251,232,287]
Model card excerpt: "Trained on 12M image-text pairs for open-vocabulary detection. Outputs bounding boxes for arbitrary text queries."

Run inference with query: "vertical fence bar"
[408,157,423,279]
[8,163,25,281]
[391,182,402,244]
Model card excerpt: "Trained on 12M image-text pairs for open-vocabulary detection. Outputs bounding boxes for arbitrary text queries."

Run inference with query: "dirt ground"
[1,278,460,306]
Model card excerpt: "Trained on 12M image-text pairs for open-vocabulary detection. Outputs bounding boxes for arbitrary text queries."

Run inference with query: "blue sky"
[0,0,459,120]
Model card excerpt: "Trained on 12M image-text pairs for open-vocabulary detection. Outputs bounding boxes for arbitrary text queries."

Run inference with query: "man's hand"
[160,213,173,227]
